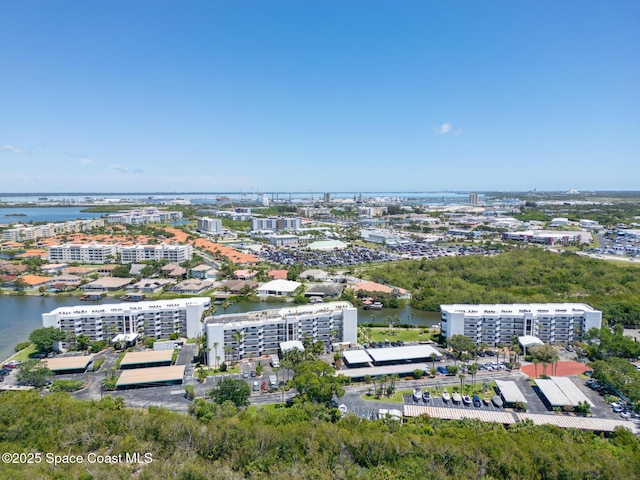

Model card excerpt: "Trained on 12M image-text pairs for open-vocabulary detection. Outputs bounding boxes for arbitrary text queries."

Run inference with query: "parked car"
[252,381,259,392]
[437,366,448,375]
[472,395,481,408]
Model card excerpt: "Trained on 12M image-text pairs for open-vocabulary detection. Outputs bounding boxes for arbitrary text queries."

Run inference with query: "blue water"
[0,296,438,363]
[0,295,121,363]
[0,207,103,224]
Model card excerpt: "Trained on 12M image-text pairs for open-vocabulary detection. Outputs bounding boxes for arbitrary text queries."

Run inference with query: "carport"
[342,349,372,368]
[120,350,174,369]
[116,365,185,389]
[366,345,441,366]
[45,355,95,374]
[495,380,528,407]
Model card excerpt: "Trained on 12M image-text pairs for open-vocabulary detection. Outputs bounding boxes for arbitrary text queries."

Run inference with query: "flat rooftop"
[208,301,353,326]
[495,380,528,405]
[47,297,210,316]
[365,344,442,363]
[342,349,372,365]
[549,376,595,407]
[45,354,95,372]
[441,303,599,315]
[534,378,572,407]
[404,406,638,434]
[404,405,518,424]
[116,365,185,387]
[516,413,637,434]
[120,350,174,367]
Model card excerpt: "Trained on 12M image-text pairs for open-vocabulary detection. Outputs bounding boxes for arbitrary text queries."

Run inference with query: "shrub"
[93,358,104,372]
[51,379,85,392]
[185,384,195,400]
[15,341,32,352]
[219,362,228,372]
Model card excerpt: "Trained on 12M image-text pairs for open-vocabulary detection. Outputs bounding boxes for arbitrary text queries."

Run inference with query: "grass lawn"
[361,389,412,403]
[246,404,282,415]
[7,344,37,362]
[206,365,240,376]
[363,327,433,343]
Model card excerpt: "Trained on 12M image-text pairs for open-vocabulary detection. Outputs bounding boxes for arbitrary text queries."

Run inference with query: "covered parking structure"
[45,355,95,374]
[495,380,528,407]
[120,350,174,370]
[342,349,372,368]
[534,377,594,409]
[116,365,185,390]
[366,345,442,366]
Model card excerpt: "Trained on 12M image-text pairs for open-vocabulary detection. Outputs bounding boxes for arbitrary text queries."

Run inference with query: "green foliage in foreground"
[50,379,84,392]
[367,248,640,325]
[0,392,639,479]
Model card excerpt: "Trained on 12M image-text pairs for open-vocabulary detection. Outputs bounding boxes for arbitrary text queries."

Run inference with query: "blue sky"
[1,1,638,193]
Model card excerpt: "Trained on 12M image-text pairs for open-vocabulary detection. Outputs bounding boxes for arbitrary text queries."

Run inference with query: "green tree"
[290,360,347,405]
[207,377,251,407]
[29,327,66,353]
[111,264,131,278]
[16,360,53,387]
[76,334,91,351]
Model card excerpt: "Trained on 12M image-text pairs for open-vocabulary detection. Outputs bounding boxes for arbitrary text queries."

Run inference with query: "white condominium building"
[48,243,118,264]
[42,297,210,343]
[205,301,357,365]
[251,217,302,232]
[197,217,223,234]
[120,243,192,263]
[2,219,105,242]
[106,208,183,225]
[440,303,602,346]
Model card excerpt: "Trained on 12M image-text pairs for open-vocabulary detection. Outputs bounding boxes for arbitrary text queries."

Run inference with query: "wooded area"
[0,391,638,479]
[367,249,640,325]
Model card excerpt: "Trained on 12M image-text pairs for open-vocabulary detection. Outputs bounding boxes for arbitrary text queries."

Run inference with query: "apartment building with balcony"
[204,301,357,365]
[251,217,302,232]
[120,243,192,263]
[42,297,210,344]
[48,243,118,264]
[197,217,223,234]
[440,303,602,346]
[2,219,104,242]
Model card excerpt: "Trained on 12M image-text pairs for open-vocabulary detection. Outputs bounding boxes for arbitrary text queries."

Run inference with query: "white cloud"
[111,164,143,175]
[433,123,457,135]
[1,144,30,155]
[65,152,93,164]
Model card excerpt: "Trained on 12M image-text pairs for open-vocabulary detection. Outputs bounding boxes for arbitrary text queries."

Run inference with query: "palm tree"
[232,330,244,362]
[468,363,479,388]
[430,353,438,372]
[458,373,466,393]
[212,341,219,370]
[223,346,233,364]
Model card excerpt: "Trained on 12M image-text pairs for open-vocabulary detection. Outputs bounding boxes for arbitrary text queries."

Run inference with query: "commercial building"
[42,297,210,343]
[204,301,357,365]
[197,217,223,234]
[440,303,602,346]
[502,230,590,245]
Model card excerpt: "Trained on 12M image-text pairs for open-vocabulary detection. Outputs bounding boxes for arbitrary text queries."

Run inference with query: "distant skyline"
[1,1,639,193]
